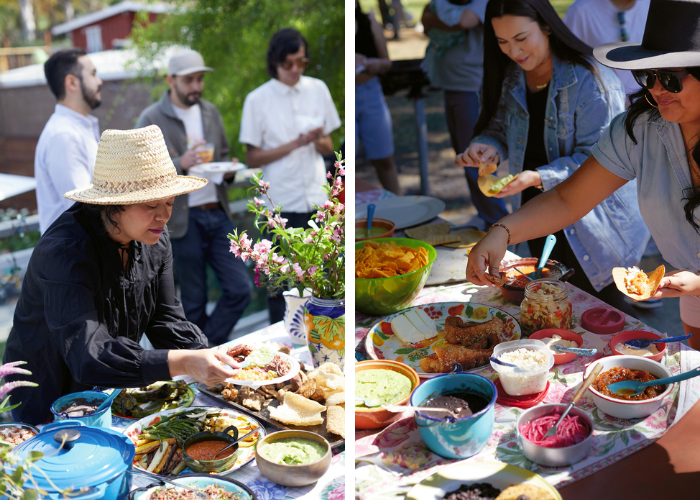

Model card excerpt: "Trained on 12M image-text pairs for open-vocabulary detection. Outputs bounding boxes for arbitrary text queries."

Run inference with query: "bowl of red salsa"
[182,425,240,473]
[498,258,574,304]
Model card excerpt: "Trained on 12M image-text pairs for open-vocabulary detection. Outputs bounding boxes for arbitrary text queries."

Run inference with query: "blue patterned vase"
[283,288,312,346]
[304,296,345,370]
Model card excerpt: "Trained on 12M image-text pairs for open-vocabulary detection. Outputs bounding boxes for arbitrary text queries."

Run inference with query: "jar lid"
[12,421,135,492]
[524,280,568,300]
[581,307,626,335]
[495,380,550,409]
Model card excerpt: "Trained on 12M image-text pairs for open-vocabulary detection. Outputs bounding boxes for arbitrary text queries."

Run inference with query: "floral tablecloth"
[355,283,700,499]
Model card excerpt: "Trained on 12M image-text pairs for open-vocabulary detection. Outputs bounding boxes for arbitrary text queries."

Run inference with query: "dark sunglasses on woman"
[280,57,310,70]
[632,68,690,93]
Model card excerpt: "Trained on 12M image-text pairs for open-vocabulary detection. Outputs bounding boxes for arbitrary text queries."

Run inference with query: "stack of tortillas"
[405,221,485,249]
[612,265,665,300]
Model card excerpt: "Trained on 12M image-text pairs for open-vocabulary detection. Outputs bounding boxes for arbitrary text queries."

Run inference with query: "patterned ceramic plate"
[406,461,562,500]
[363,302,521,378]
[123,406,266,476]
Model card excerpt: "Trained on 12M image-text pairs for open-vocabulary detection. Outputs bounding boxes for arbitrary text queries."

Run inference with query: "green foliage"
[130,0,345,159]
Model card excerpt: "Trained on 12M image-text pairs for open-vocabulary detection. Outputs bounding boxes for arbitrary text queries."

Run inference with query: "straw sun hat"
[64,125,207,205]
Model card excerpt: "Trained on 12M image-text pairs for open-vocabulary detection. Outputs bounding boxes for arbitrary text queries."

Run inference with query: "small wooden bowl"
[255,430,331,487]
[610,330,666,362]
[355,218,396,241]
[530,329,584,365]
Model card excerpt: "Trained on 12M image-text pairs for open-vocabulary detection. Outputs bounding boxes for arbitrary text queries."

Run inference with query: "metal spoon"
[212,428,260,459]
[624,333,692,349]
[542,363,602,439]
[607,366,700,397]
[382,403,464,417]
[512,267,533,281]
[129,470,209,500]
[551,344,597,356]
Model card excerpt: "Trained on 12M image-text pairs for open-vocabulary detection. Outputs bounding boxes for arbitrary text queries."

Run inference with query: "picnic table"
[354,189,700,499]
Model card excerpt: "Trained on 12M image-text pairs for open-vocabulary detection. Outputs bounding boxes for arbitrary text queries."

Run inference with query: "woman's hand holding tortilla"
[456,143,500,168]
[650,270,700,299]
[465,227,509,287]
[168,347,240,385]
[491,170,542,198]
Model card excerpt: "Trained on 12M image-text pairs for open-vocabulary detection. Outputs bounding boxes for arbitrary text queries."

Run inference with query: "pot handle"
[223,425,239,442]
[41,420,85,434]
[560,267,575,283]
[45,482,108,500]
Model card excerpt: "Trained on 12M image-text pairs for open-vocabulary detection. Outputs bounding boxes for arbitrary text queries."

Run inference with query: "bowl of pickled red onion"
[516,403,594,467]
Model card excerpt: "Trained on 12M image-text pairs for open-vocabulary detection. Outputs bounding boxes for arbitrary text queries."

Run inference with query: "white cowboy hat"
[64,125,207,205]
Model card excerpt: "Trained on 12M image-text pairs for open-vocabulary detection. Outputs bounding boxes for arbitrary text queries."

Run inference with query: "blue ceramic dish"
[410,373,497,459]
[51,390,112,428]
[129,474,257,500]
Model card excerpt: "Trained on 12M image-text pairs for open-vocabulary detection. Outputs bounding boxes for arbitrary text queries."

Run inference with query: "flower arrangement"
[228,152,345,300]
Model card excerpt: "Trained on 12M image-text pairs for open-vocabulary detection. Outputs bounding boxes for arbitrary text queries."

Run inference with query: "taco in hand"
[478,174,518,197]
[612,265,665,300]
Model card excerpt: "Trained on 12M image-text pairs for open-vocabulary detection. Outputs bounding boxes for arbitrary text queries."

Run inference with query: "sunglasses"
[280,57,309,71]
[632,68,690,93]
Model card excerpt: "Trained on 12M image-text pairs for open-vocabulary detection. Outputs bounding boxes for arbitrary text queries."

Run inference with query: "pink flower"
[293,263,304,280]
[240,252,250,262]
[323,200,334,210]
[339,166,345,176]
[334,161,342,169]
[254,267,261,286]
[315,210,326,221]
[280,264,289,273]
[331,188,339,197]
[327,171,332,179]
[311,231,317,237]
[304,237,313,244]
[274,215,288,228]
[308,265,318,275]
[254,240,272,254]
[253,197,264,207]
[334,177,343,187]
[240,234,253,251]
[229,240,241,256]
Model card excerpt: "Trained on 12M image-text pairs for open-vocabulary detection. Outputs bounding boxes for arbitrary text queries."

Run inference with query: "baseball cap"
[167,49,213,76]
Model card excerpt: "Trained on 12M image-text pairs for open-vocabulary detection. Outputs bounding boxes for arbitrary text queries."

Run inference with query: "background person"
[465,0,700,350]
[422,0,508,227]
[35,48,102,234]
[4,126,240,425]
[456,0,649,315]
[136,49,252,347]
[356,0,401,195]
[240,28,342,324]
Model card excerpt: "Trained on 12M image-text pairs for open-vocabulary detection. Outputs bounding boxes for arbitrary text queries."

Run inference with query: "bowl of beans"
[583,355,673,419]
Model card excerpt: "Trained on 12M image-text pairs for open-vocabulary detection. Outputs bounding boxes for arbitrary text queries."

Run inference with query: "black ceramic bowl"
[498,258,574,304]
[182,425,240,473]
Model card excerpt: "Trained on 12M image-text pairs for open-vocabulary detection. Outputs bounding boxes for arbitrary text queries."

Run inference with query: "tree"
[130,0,345,159]
[17,0,35,41]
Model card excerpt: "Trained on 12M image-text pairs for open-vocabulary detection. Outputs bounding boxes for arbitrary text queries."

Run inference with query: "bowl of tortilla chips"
[355,238,437,316]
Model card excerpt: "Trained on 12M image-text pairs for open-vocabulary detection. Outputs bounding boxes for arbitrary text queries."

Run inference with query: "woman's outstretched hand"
[651,270,700,298]
[465,226,510,286]
[168,347,240,386]
[456,143,500,168]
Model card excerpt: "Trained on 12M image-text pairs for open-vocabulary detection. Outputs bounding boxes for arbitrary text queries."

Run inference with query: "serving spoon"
[624,333,692,349]
[366,203,376,238]
[606,366,700,397]
[211,428,260,459]
[542,363,602,439]
[382,403,465,418]
[533,234,556,279]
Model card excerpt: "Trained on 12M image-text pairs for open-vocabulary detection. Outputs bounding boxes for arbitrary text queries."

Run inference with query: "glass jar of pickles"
[520,280,572,337]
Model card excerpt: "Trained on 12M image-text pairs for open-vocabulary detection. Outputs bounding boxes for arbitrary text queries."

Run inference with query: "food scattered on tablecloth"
[520,411,591,448]
[612,265,664,301]
[355,241,429,278]
[593,367,665,401]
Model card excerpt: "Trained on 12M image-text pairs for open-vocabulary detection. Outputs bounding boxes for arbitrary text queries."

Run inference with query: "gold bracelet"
[490,222,512,245]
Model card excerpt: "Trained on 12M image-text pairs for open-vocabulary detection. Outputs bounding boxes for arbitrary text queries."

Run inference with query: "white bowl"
[583,355,673,420]
[490,339,554,396]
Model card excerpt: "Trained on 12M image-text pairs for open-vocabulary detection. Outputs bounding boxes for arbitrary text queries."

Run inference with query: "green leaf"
[22,489,36,500]
[27,452,43,462]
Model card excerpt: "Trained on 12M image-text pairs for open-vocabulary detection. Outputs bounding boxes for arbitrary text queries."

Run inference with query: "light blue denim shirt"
[473,55,650,290]
[593,110,700,273]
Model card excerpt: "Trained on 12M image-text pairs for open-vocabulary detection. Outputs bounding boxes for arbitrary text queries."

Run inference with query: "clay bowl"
[498,258,574,304]
[610,330,666,362]
[530,329,584,365]
[355,218,396,241]
[254,430,331,487]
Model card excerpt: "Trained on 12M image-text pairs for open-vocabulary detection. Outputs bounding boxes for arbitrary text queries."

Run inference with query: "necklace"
[535,82,549,90]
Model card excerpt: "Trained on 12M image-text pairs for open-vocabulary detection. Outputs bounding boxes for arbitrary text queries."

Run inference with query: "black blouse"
[3,203,208,424]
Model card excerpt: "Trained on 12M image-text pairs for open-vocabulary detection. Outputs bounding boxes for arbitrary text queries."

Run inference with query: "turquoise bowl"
[410,374,497,459]
[129,474,256,500]
[50,391,112,428]
[355,237,437,316]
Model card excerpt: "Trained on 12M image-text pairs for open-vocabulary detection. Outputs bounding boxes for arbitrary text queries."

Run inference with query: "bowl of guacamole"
[355,218,396,241]
[355,359,420,430]
[255,430,331,487]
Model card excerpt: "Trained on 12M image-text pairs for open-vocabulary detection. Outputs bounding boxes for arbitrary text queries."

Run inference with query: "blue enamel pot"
[51,390,112,428]
[410,373,497,459]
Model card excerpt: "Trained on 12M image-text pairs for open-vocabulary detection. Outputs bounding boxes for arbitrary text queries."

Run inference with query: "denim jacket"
[473,55,650,291]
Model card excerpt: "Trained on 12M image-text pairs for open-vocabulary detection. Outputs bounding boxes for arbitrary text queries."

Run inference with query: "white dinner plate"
[356,195,446,229]
[200,162,246,173]
[224,351,301,389]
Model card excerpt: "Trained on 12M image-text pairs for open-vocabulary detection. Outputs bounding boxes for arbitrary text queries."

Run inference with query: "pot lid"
[581,307,625,335]
[13,421,135,491]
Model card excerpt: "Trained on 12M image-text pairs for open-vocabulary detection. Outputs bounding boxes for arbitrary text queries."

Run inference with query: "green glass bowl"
[355,237,437,316]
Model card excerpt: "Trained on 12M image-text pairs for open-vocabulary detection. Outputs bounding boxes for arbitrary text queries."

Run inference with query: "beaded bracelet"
[490,222,512,245]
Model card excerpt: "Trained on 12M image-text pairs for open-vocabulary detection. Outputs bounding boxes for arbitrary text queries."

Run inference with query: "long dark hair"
[473,0,599,137]
[79,203,126,234]
[625,68,700,233]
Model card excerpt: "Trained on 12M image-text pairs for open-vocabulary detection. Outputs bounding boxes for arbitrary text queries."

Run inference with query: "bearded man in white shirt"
[35,48,102,233]
[240,28,342,323]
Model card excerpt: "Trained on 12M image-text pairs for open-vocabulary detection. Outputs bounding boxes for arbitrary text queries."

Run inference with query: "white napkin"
[188,164,224,185]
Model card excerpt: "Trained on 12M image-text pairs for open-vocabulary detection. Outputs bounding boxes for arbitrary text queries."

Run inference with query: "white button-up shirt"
[35,104,100,233]
[239,76,341,213]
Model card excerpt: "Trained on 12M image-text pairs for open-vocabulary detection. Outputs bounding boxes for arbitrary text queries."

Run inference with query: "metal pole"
[414,97,429,195]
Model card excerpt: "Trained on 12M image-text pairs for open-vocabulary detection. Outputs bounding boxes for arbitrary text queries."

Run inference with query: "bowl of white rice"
[491,339,554,396]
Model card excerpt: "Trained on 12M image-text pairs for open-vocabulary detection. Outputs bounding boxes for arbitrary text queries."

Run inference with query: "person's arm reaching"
[465,156,629,285]
[422,3,480,32]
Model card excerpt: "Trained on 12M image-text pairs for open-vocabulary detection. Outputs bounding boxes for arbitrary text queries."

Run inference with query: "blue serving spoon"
[551,345,597,356]
[94,388,122,415]
[489,357,528,372]
[534,234,556,279]
[607,366,700,397]
[366,203,376,238]
[624,333,692,349]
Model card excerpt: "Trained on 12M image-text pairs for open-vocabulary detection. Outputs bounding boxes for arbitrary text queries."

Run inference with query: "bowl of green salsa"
[355,218,396,241]
[255,430,331,487]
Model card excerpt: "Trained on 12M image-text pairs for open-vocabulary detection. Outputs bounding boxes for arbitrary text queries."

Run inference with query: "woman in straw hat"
[466,0,700,350]
[3,125,242,424]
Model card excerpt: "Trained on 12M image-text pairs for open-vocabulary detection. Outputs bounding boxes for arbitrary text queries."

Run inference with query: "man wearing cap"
[35,48,102,233]
[136,49,252,347]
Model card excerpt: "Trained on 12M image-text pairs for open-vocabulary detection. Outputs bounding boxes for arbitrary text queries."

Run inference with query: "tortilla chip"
[308,362,342,380]
[325,391,345,407]
[326,405,345,438]
[355,241,431,279]
[477,173,518,197]
[484,271,506,286]
[321,387,344,400]
[495,484,556,500]
[268,392,325,426]
[443,229,487,249]
[477,160,498,177]
[612,265,664,300]
[405,222,451,239]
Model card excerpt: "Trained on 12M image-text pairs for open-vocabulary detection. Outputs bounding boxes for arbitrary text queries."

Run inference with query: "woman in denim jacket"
[456,0,648,312]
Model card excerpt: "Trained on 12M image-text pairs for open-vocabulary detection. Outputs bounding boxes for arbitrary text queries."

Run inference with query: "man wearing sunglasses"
[240,28,342,323]
[465,0,700,352]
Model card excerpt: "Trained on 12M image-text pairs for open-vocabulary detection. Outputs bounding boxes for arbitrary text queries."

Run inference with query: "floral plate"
[406,461,562,499]
[363,302,521,378]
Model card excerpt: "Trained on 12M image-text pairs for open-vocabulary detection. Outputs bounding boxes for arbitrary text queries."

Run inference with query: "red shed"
[50,1,171,53]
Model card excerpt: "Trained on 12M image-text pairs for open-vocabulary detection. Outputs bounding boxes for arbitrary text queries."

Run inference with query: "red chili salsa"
[186,440,235,461]
[594,367,666,401]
